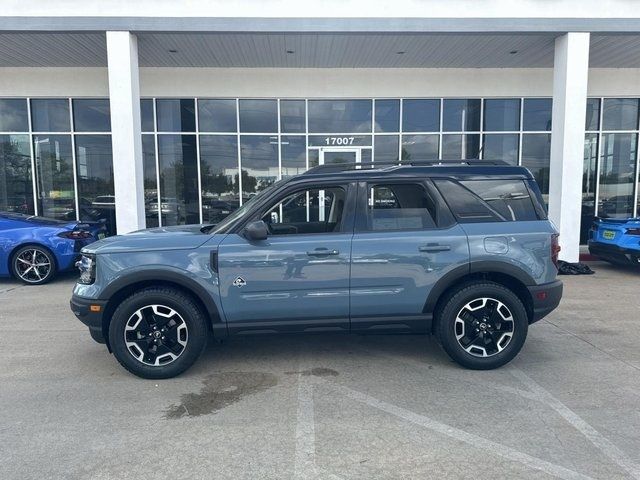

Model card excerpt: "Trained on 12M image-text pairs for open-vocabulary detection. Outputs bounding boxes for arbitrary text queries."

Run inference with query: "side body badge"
[233,276,247,288]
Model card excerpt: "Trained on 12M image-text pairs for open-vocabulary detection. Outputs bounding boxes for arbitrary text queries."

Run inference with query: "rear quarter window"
[434,179,540,222]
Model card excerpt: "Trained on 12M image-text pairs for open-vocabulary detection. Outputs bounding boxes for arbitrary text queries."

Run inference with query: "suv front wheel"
[109,287,208,379]
[436,281,528,370]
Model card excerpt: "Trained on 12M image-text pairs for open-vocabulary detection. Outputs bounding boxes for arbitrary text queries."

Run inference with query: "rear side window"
[434,179,539,222]
[364,183,437,231]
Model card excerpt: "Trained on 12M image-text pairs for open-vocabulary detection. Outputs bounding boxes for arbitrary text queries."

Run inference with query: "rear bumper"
[588,241,639,264]
[527,280,563,323]
[70,294,106,344]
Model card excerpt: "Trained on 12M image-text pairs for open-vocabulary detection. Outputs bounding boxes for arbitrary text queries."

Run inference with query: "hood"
[83,224,217,254]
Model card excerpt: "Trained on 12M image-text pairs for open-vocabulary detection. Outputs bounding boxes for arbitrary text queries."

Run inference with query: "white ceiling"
[0,32,639,68]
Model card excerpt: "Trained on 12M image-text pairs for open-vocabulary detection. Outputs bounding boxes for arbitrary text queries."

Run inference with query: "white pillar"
[548,32,590,263]
[106,31,145,234]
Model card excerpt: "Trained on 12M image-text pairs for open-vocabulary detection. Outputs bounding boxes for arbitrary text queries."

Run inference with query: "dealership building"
[1,1,640,261]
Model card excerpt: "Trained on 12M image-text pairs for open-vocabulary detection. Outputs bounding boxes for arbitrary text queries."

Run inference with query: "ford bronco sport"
[70,161,563,379]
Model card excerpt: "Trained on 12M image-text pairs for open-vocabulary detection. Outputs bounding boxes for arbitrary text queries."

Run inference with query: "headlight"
[75,253,96,285]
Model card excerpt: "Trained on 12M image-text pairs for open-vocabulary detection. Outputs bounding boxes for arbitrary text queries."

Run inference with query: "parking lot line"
[324,379,595,480]
[511,369,640,480]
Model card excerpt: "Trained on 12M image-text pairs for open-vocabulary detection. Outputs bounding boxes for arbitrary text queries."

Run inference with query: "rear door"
[350,180,469,332]
[217,181,355,333]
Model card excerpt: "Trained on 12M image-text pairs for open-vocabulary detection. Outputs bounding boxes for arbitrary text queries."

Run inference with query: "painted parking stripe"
[326,381,594,480]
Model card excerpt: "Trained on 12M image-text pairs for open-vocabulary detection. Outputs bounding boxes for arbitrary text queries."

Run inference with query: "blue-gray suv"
[70,161,563,378]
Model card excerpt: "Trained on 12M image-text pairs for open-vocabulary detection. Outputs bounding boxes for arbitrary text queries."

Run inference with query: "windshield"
[203,180,286,234]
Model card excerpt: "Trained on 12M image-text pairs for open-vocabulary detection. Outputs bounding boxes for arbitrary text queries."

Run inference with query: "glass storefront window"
[281,136,306,178]
[598,133,637,218]
[375,100,400,133]
[199,135,240,223]
[308,149,319,168]
[374,135,399,162]
[585,98,600,131]
[75,135,116,234]
[308,100,372,133]
[199,99,237,133]
[482,134,519,164]
[280,100,306,133]
[521,134,551,202]
[602,98,639,131]
[402,99,439,132]
[442,99,480,132]
[140,99,155,132]
[72,99,111,132]
[142,134,159,227]
[0,99,29,132]
[33,134,75,220]
[158,135,199,225]
[442,134,480,159]
[156,99,196,132]
[239,100,278,133]
[240,135,278,198]
[401,134,438,161]
[523,98,552,131]
[0,135,33,214]
[31,99,70,132]
[581,134,598,243]
[484,99,520,131]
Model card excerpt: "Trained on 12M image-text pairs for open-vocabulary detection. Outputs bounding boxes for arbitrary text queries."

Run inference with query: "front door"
[218,182,355,334]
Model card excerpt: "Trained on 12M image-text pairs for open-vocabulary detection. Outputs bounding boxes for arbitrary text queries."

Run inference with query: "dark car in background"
[0,212,106,285]
[203,200,238,224]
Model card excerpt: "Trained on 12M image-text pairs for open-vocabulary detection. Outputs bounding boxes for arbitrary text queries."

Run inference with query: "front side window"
[262,186,346,235]
[364,183,437,231]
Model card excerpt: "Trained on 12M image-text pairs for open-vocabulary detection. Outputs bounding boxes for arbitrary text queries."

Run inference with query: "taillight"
[625,228,640,236]
[551,234,561,268]
[58,230,94,240]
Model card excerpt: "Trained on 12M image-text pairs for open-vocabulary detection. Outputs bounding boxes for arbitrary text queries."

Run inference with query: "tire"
[109,287,208,379]
[436,281,528,370]
[10,245,57,285]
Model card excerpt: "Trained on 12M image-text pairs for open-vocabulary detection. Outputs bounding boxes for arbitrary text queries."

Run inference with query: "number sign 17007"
[324,136,355,146]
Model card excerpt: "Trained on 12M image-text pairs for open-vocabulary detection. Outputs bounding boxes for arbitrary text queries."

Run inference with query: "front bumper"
[527,280,563,323]
[70,294,107,344]
[588,241,640,265]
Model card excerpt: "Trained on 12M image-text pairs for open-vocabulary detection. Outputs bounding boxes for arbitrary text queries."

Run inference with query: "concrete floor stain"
[164,371,278,419]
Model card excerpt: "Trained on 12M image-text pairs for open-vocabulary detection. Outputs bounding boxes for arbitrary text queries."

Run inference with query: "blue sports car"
[0,212,106,285]
[588,217,640,266]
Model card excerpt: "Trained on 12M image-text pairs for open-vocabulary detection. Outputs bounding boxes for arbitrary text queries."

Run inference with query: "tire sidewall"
[109,289,207,379]
[11,245,57,285]
[438,282,528,370]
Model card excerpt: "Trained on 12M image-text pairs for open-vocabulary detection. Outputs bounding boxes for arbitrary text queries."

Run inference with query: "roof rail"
[303,159,510,175]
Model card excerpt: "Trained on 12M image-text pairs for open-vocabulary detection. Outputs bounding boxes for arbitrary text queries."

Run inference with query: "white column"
[548,32,590,263]
[106,31,145,234]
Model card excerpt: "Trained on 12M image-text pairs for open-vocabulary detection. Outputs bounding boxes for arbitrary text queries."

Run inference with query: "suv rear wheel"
[109,287,208,379]
[436,281,528,370]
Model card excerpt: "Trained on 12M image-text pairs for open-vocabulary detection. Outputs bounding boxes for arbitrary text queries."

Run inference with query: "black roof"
[298,160,534,182]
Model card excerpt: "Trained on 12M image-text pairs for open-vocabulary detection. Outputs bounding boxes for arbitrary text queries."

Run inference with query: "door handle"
[419,244,451,253]
[307,248,339,257]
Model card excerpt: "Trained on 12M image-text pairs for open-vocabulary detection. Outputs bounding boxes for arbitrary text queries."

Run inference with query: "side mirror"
[244,220,268,241]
